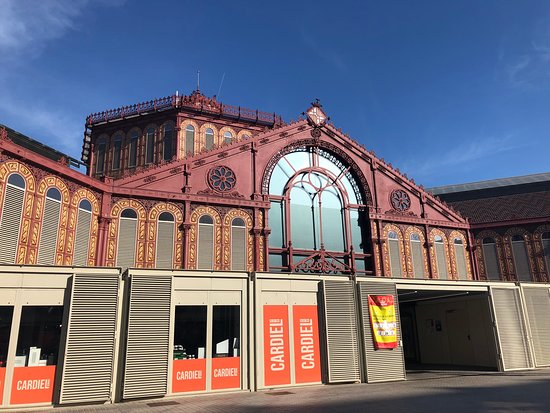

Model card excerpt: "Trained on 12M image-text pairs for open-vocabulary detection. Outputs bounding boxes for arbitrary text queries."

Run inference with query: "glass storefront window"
[212,306,240,358]
[0,306,13,368]
[174,306,207,360]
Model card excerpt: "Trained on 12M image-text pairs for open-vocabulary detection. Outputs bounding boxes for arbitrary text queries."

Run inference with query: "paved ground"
[34,369,550,413]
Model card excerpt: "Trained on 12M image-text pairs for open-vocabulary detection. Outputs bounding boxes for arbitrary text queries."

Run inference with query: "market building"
[0,90,548,409]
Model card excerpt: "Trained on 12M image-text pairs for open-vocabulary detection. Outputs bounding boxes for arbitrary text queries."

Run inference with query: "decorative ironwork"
[390,189,411,212]
[293,248,351,274]
[207,166,237,192]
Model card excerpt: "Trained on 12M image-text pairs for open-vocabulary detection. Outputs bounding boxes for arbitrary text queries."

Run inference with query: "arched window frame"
[404,226,428,279]
[111,132,123,171]
[107,199,146,267]
[95,135,108,175]
[200,123,218,152]
[506,229,533,282]
[37,186,64,265]
[127,128,141,168]
[145,125,156,165]
[0,173,26,264]
[237,129,252,141]
[162,121,175,162]
[147,202,183,269]
[383,225,405,278]
[184,123,196,156]
[534,225,550,280]
[429,229,451,279]
[68,188,99,266]
[189,206,222,270]
[223,209,253,272]
[449,230,471,280]
[220,127,236,146]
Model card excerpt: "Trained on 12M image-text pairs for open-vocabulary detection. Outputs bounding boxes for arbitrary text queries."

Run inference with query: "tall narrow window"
[96,141,106,174]
[388,231,402,277]
[37,187,62,265]
[128,131,138,167]
[185,125,195,155]
[453,237,468,280]
[511,235,532,282]
[163,124,174,161]
[156,212,174,268]
[73,199,92,266]
[231,218,246,271]
[112,135,122,170]
[205,128,214,150]
[434,235,448,279]
[410,233,425,279]
[542,232,550,276]
[0,174,25,264]
[145,127,155,164]
[223,131,232,145]
[198,215,214,270]
[482,237,501,281]
[117,208,137,268]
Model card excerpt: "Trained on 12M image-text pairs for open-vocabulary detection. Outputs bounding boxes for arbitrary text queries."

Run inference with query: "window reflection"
[174,306,207,360]
[212,306,240,358]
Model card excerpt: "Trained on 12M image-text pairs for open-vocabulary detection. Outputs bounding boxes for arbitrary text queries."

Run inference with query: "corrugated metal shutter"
[0,185,24,263]
[231,226,246,271]
[37,197,61,265]
[198,223,213,270]
[454,245,468,280]
[482,243,501,281]
[388,240,402,277]
[73,209,92,266]
[522,287,550,367]
[435,243,448,279]
[116,218,137,268]
[123,274,172,399]
[156,221,174,269]
[411,241,425,279]
[490,287,532,370]
[321,280,360,383]
[60,273,120,404]
[358,282,405,383]
[512,241,532,282]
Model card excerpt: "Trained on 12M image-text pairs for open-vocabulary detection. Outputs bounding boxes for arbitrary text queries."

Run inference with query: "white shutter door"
[411,242,425,279]
[60,273,120,404]
[522,286,550,367]
[0,185,24,263]
[231,226,246,271]
[490,287,532,370]
[198,224,213,269]
[116,218,137,268]
[37,198,60,265]
[388,240,402,277]
[73,209,91,266]
[321,280,360,383]
[123,274,172,399]
[358,282,405,383]
[156,221,174,269]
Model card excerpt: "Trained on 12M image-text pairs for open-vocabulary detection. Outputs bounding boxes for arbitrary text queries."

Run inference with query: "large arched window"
[156,212,174,268]
[185,125,195,155]
[482,237,501,281]
[453,237,468,280]
[205,128,214,150]
[163,124,174,161]
[0,173,26,263]
[128,130,139,167]
[231,218,246,271]
[434,235,448,279]
[223,131,233,145]
[117,208,137,268]
[267,147,367,274]
[37,187,62,265]
[145,127,155,164]
[198,215,214,269]
[387,231,402,277]
[542,232,550,276]
[410,233,425,279]
[73,199,93,266]
[511,235,532,281]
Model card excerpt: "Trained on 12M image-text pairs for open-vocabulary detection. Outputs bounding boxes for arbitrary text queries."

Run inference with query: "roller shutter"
[59,273,120,404]
[512,241,532,282]
[0,185,24,263]
[522,286,550,367]
[454,245,468,280]
[116,218,137,268]
[156,221,174,269]
[490,287,532,370]
[358,282,405,383]
[123,274,172,399]
[482,243,501,281]
[37,197,61,265]
[198,223,213,269]
[388,240,402,277]
[411,241,425,279]
[231,226,246,271]
[435,243,448,279]
[321,280,360,383]
[73,209,92,266]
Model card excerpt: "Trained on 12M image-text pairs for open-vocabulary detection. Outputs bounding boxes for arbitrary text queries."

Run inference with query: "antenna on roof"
[217,72,226,100]
[197,70,200,92]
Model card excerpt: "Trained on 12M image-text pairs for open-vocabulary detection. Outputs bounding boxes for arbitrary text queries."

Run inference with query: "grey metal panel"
[0,185,24,263]
[522,287,550,367]
[156,221,174,269]
[482,243,501,281]
[490,287,531,370]
[411,241,425,279]
[435,243,448,279]
[512,241,532,282]
[123,274,172,399]
[116,218,137,268]
[322,280,360,383]
[37,197,60,265]
[60,273,120,404]
[231,226,246,271]
[358,282,405,383]
[73,209,91,266]
[388,239,402,277]
[454,245,468,280]
[198,224,213,270]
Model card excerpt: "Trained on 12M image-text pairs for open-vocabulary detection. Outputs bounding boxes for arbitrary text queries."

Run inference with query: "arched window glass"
[388,231,402,277]
[128,130,139,167]
[231,217,246,271]
[542,232,550,277]
[205,128,214,150]
[511,234,532,281]
[241,134,250,140]
[73,199,93,266]
[157,212,174,268]
[224,131,232,144]
[145,127,155,164]
[453,237,468,280]
[96,139,107,174]
[410,232,425,279]
[0,173,26,263]
[163,124,174,161]
[434,234,448,279]
[38,187,62,265]
[112,135,122,170]
[198,215,214,269]
[117,208,137,268]
[482,237,501,281]
[185,125,195,155]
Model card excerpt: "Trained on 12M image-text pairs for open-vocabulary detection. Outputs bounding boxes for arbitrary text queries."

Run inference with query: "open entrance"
[398,287,499,374]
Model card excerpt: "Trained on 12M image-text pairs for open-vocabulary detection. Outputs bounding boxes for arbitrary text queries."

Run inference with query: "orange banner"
[292,305,321,384]
[172,359,206,393]
[263,305,290,386]
[368,295,398,349]
[211,357,240,390]
[10,365,56,405]
[0,367,5,404]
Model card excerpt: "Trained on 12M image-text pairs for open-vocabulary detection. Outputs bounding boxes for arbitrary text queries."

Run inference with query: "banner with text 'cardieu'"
[263,305,290,386]
[292,305,321,384]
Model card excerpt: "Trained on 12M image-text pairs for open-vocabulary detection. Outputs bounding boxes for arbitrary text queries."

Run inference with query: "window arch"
[433,233,449,279]
[112,134,123,170]
[511,234,532,281]
[163,123,174,161]
[128,129,139,168]
[231,218,246,271]
[185,124,195,155]
[409,231,425,279]
[198,215,214,269]
[387,230,403,278]
[156,212,175,268]
[37,187,62,265]
[0,173,26,263]
[482,237,501,281]
[223,131,233,144]
[145,127,155,164]
[117,208,138,268]
[73,199,93,266]
[205,128,214,150]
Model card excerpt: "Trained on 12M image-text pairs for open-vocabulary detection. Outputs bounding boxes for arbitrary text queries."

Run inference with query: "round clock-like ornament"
[208,166,236,192]
[390,189,411,212]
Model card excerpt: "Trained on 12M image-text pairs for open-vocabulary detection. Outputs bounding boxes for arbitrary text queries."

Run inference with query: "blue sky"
[0,0,549,187]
